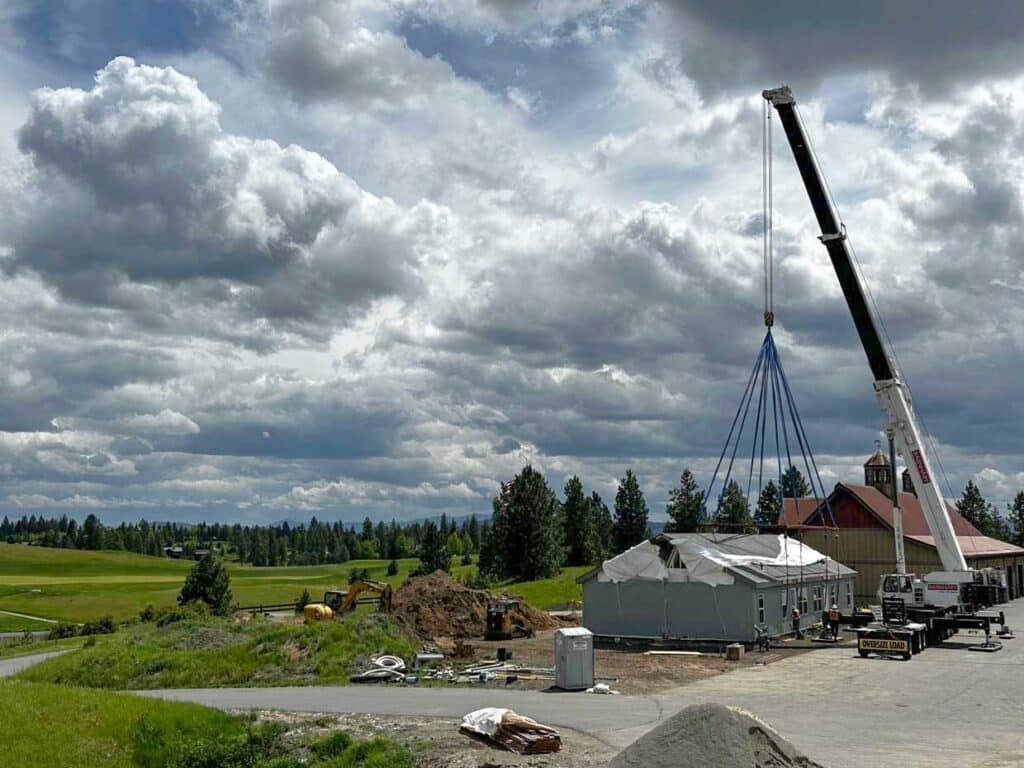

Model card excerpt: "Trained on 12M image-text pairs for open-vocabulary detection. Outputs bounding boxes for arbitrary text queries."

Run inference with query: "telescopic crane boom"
[761,86,970,581]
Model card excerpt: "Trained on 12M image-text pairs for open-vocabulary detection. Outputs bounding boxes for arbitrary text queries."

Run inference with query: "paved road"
[139,599,1024,768]
[0,609,57,624]
[0,651,67,677]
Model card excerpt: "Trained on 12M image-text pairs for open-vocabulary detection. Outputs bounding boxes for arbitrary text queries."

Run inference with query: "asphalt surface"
[0,651,67,677]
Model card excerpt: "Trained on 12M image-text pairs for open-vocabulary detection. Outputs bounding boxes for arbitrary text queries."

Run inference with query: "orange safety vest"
[829,607,840,621]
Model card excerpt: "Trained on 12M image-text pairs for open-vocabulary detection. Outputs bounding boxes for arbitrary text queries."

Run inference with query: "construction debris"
[392,570,559,641]
[460,707,562,755]
[349,655,407,683]
[585,683,619,695]
[609,703,824,768]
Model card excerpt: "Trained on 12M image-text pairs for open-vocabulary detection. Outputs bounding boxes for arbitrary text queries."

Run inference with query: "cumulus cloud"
[262,0,454,108]
[2,3,1024,524]
[12,57,436,334]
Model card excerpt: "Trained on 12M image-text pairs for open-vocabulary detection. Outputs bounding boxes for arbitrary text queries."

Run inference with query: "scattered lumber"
[460,707,561,755]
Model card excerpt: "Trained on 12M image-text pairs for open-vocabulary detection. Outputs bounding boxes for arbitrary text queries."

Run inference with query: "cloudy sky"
[2,0,1024,524]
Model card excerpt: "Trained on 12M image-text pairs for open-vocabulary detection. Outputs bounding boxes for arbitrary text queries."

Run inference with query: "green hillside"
[0,543,575,627]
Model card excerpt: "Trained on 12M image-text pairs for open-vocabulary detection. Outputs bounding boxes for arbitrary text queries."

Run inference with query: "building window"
[781,587,788,612]
[845,583,852,608]
[813,586,823,613]
[757,593,765,625]
[799,589,808,615]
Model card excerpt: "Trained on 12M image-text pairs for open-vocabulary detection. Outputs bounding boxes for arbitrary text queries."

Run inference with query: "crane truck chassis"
[762,85,1013,658]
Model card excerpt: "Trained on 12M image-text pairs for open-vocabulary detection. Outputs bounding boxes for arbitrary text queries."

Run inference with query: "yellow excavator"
[303,580,394,622]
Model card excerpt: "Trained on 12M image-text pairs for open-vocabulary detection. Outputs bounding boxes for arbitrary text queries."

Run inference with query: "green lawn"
[0,544,424,623]
[0,543,581,625]
[497,566,590,607]
[0,679,417,768]
[0,679,245,768]
[0,612,53,631]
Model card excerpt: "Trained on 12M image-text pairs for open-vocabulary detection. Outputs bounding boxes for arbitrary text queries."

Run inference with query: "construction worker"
[828,603,841,641]
[791,606,802,639]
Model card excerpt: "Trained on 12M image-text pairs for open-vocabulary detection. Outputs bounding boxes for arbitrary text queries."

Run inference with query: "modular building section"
[579,533,856,643]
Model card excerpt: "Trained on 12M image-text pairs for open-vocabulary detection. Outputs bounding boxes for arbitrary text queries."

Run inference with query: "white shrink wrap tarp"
[599,534,827,587]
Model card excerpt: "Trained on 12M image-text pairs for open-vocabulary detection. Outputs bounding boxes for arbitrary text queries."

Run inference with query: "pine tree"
[1009,491,1024,547]
[664,469,703,534]
[490,465,563,581]
[613,469,650,553]
[417,520,450,574]
[782,466,810,498]
[754,480,782,528]
[178,554,233,615]
[956,481,994,536]
[563,476,595,566]
[590,491,613,561]
[83,514,104,550]
[467,514,481,553]
[717,479,754,532]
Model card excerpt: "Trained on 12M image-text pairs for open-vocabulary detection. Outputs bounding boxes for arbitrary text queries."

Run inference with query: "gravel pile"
[610,703,824,768]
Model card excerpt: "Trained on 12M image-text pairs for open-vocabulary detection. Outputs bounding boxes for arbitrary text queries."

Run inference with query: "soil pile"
[610,703,824,768]
[392,570,559,640]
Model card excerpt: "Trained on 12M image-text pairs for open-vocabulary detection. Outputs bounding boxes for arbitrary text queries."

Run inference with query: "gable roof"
[777,483,981,536]
[837,483,981,536]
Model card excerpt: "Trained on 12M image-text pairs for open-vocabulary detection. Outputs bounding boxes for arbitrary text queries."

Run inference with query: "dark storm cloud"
[660,1,1024,95]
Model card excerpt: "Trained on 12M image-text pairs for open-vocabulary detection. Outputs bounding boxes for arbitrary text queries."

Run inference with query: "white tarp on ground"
[600,533,826,587]
[461,708,509,737]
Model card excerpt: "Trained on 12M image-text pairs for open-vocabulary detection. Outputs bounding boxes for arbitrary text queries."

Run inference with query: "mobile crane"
[762,86,1010,657]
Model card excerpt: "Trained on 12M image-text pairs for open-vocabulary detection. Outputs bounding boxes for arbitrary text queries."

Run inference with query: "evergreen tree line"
[954,481,1024,545]
[0,511,489,568]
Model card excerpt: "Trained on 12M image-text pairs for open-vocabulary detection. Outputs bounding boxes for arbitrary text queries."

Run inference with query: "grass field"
[0,679,416,768]
[0,679,246,768]
[0,544,473,624]
[0,544,566,625]
[20,611,419,690]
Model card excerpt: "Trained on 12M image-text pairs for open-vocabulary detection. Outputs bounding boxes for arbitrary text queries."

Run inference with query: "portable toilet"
[554,627,594,690]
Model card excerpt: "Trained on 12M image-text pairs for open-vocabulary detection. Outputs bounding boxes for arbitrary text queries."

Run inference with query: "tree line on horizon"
[4,469,1022,583]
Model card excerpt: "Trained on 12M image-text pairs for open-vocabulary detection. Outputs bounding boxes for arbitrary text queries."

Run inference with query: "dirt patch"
[282,638,308,661]
[471,631,765,694]
[392,571,559,642]
[254,710,615,768]
[609,703,825,768]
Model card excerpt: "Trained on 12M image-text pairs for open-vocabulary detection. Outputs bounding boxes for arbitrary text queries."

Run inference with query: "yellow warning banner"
[859,637,909,652]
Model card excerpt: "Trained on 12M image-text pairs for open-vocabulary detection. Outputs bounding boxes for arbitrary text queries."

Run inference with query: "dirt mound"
[392,570,559,641]
[610,703,824,768]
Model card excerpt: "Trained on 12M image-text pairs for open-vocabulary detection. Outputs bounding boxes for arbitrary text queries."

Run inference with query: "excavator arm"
[762,86,969,574]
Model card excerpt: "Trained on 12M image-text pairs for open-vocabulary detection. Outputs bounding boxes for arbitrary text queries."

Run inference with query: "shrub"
[311,731,353,759]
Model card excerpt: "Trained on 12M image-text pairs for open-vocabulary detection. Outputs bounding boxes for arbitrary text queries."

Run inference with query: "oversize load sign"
[859,637,909,653]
